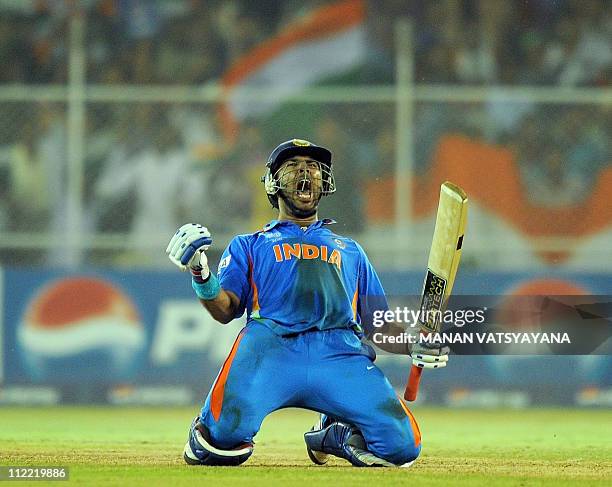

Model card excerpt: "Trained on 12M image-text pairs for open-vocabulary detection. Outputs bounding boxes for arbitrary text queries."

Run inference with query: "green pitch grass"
[1,406,610,485]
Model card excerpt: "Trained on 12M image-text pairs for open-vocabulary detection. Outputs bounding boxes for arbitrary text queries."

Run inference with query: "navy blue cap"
[267,138,332,172]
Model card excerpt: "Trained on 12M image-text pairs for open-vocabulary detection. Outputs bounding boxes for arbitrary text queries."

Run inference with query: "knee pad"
[183,417,253,466]
[304,421,396,467]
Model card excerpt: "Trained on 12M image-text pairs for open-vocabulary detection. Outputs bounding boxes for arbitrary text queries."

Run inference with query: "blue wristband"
[192,272,221,300]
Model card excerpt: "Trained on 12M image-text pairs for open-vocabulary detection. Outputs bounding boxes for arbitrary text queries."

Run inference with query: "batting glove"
[411,342,450,370]
[166,223,213,278]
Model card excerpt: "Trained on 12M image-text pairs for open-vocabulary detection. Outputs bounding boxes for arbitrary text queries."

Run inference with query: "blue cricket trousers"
[199,322,421,465]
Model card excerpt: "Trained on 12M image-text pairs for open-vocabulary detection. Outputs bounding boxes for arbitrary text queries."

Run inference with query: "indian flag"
[219,0,367,144]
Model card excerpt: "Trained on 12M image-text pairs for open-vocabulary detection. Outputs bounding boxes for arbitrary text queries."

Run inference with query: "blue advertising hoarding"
[0,268,610,405]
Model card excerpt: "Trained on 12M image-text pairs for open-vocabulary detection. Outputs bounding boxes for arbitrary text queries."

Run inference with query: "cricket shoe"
[305,413,336,465]
[304,421,396,467]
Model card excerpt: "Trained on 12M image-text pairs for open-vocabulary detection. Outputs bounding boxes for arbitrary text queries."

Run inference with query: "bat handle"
[404,364,423,401]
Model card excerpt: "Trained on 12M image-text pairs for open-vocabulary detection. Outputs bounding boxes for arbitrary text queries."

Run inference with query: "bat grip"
[404,364,423,401]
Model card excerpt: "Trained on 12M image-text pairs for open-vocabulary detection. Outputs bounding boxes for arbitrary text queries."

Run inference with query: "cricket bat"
[404,181,468,401]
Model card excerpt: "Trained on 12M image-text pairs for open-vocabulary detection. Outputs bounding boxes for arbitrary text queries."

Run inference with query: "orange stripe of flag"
[222,0,365,88]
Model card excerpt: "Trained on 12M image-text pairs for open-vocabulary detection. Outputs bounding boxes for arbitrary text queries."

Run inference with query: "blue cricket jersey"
[217,219,388,336]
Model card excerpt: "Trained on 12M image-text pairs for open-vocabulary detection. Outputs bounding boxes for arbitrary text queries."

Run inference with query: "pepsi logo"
[18,277,146,380]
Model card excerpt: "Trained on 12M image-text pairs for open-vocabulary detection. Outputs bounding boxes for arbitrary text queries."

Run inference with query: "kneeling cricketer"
[166,138,449,467]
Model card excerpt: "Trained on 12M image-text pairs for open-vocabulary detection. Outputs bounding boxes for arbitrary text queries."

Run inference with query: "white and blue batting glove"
[166,223,213,276]
[411,343,450,370]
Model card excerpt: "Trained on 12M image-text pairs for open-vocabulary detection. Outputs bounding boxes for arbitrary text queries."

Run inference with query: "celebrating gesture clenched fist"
[166,223,213,277]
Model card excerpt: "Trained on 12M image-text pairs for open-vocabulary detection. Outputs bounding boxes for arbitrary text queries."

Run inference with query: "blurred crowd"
[0,0,610,266]
[0,0,609,86]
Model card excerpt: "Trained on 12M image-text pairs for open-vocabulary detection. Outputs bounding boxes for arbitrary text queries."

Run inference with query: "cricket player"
[166,139,449,467]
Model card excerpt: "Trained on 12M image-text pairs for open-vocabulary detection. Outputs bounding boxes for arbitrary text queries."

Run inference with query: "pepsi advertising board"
[0,268,610,405]
[1,269,245,403]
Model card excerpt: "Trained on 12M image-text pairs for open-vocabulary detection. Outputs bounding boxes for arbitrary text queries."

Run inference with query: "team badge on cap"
[292,139,311,147]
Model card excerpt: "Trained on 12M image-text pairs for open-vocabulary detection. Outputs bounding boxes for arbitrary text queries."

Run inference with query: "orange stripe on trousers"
[210,330,246,421]
[397,394,422,448]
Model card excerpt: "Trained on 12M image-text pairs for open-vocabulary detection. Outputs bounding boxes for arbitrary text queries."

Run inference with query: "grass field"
[1,406,610,485]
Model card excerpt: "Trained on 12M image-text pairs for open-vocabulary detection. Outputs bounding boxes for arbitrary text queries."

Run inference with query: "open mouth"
[296,179,312,202]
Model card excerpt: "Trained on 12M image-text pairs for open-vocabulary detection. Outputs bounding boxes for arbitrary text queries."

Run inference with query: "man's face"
[277,155,323,214]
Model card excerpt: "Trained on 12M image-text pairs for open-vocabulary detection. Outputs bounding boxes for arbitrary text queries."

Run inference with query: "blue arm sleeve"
[356,244,389,336]
[217,235,250,318]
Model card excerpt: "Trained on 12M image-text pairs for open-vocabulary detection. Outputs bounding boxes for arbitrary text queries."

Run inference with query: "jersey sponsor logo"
[272,243,342,270]
[262,231,283,243]
[218,255,232,271]
[334,238,346,249]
